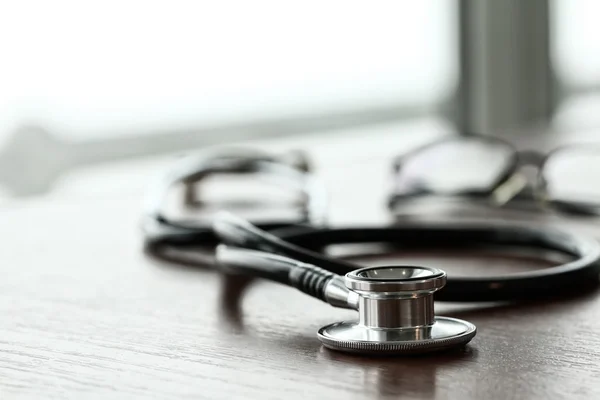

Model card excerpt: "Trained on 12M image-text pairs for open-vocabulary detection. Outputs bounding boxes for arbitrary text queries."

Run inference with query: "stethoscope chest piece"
[317,266,477,355]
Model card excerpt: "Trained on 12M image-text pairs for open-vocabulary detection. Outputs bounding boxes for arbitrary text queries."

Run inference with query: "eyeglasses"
[388,134,600,217]
[143,147,328,245]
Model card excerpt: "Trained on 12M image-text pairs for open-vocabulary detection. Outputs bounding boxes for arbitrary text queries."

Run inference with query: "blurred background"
[1,0,600,203]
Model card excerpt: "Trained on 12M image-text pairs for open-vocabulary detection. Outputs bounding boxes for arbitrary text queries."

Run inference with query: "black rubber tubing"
[215,245,336,302]
[213,212,600,302]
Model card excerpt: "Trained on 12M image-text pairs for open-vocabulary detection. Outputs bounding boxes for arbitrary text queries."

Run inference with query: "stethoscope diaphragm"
[317,266,476,355]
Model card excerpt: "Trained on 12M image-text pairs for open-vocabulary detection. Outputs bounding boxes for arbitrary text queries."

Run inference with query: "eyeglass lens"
[394,138,515,195]
[543,148,600,206]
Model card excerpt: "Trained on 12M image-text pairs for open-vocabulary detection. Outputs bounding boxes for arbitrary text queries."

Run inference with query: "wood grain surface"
[2,119,600,399]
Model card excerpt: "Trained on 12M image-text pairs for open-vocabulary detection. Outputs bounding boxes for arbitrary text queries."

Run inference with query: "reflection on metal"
[317,340,477,397]
[457,0,554,133]
[0,103,431,198]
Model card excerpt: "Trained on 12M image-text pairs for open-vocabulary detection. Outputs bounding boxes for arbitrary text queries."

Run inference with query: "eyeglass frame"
[387,133,600,217]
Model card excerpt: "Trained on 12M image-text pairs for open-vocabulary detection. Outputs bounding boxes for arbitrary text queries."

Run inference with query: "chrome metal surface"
[358,295,434,328]
[345,266,446,293]
[317,317,477,355]
[348,266,446,330]
[323,276,359,310]
[318,265,476,355]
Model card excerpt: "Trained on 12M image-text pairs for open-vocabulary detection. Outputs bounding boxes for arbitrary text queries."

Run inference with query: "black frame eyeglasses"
[388,134,600,217]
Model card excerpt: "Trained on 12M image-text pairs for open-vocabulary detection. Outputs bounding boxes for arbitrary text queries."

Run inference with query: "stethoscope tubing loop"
[213,212,600,302]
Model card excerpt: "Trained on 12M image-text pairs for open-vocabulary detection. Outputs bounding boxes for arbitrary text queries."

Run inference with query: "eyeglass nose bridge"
[515,150,546,168]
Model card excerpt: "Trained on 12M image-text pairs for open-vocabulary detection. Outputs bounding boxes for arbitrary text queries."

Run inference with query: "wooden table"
[2,119,600,399]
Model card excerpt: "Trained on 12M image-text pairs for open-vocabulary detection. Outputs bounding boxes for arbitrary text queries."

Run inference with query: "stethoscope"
[143,149,600,356]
